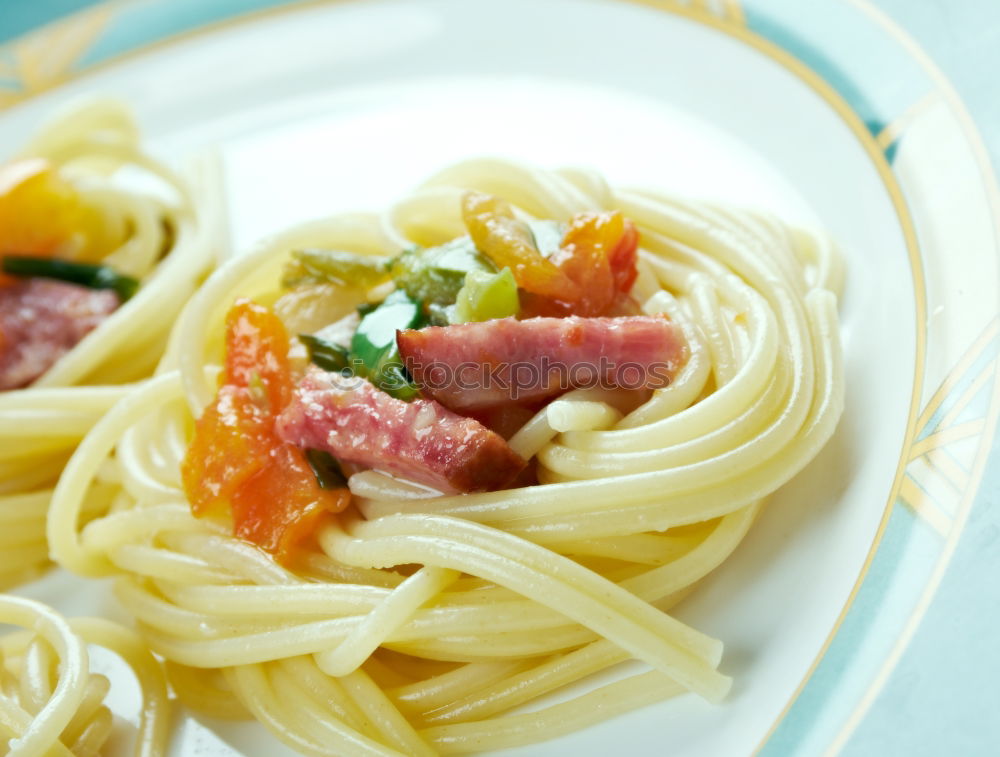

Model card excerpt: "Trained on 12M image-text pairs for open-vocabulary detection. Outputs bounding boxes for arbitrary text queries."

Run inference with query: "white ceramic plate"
[2,1,997,755]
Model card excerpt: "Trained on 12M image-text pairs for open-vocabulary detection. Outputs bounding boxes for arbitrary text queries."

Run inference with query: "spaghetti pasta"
[0,595,169,757]
[45,158,844,754]
[0,97,224,588]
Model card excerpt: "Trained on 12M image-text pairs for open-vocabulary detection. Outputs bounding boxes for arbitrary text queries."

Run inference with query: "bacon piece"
[396,315,687,412]
[276,368,526,494]
[0,278,118,390]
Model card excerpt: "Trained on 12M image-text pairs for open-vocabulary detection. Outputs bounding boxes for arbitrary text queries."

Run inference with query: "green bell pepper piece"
[452,267,520,323]
[350,290,425,399]
[389,237,496,307]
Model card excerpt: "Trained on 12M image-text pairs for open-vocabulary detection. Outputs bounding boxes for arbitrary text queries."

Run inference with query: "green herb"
[299,334,351,373]
[282,249,391,289]
[2,255,139,300]
[377,363,420,402]
[389,237,496,307]
[304,449,348,489]
[350,289,425,399]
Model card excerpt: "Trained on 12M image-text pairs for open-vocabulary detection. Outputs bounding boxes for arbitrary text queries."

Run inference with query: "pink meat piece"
[0,278,119,390]
[396,315,688,412]
[275,367,526,494]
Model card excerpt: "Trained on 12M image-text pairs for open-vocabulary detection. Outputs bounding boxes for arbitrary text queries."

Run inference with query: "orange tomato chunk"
[462,191,580,302]
[181,299,350,564]
[231,444,351,562]
[522,210,640,318]
[0,159,111,285]
[222,295,295,410]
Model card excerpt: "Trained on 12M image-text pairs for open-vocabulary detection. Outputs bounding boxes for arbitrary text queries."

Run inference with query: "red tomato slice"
[521,211,640,318]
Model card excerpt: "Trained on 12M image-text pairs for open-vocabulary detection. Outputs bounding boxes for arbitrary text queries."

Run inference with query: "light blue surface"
[74,0,300,68]
[744,0,931,142]
[0,0,102,43]
[761,503,948,757]
[746,1,1000,754]
[842,4,1000,753]
[0,1,998,755]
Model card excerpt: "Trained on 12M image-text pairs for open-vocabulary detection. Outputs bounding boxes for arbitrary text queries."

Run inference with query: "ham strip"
[276,367,526,494]
[396,315,687,412]
[0,278,119,390]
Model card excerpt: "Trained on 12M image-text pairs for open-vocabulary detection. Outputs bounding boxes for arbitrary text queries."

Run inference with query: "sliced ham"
[275,367,526,494]
[396,315,687,412]
[0,279,119,390]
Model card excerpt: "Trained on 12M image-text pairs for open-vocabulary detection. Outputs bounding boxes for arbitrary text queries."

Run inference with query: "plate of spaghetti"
[1,1,998,756]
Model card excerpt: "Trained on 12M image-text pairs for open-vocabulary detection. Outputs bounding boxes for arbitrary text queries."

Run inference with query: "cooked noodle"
[0,97,224,589]
[0,595,169,756]
[45,158,844,754]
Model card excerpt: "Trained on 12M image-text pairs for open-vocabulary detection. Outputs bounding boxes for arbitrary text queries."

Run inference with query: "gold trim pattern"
[723,0,746,25]
[0,4,114,109]
[874,91,939,151]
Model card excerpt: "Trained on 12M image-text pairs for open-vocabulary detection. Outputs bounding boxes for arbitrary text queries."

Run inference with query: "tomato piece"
[0,159,111,285]
[231,445,351,562]
[608,216,639,294]
[181,299,351,564]
[181,385,272,517]
[552,214,617,317]
[462,191,580,302]
[222,298,295,411]
[521,211,640,318]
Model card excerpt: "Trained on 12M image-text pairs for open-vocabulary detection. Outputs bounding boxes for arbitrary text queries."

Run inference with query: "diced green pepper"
[350,290,425,399]
[299,334,351,373]
[1,255,139,300]
[452,267,520,323]
[389,237,496,307]
[282,249,390,289]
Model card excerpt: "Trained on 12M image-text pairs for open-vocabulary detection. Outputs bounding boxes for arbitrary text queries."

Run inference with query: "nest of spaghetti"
[0,97,223,589]
[48,158,844,756]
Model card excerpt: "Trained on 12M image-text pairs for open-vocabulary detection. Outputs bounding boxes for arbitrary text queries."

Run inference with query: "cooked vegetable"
[304,448,348,490]
[277,367,526,494]
[461,191,580,301]
[273,282,360,335]
[181,300,351,565]
[299,333,351,373]
[389,237,495,307]
[282,249,390,289]
[2,255,139,301]
[522,211,640,317]
[0,159,109,274]
[350,290,425,399]
[452,267,520,323]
